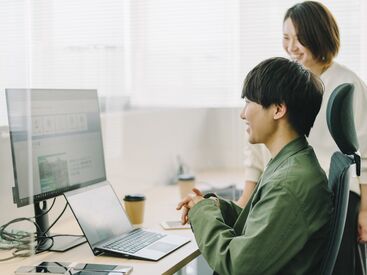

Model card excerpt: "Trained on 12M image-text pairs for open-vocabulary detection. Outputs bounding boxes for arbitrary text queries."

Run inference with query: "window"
[1,0,366,125]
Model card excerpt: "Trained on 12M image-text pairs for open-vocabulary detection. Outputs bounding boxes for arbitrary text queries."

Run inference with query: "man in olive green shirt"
[177,57,333,275]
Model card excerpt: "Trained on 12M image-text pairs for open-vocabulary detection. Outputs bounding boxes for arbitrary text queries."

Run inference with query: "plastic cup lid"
[178,174,195,181]
[123,194,145,201]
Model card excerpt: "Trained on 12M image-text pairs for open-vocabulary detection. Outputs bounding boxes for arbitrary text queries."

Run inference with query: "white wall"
[0,107,245,225]
[102,108,245,195]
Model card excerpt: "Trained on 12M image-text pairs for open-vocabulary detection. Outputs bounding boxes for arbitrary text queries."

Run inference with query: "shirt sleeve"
[188,185,309,275]
[216,197,243,227]
[352,78,367,183]
[243,142,270,182]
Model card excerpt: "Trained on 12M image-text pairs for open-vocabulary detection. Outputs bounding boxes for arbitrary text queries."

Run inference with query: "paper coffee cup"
[178,174,195,199]
[123,194,145,224]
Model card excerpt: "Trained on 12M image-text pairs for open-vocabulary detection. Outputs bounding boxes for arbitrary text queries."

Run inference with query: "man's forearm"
[358,184,367,242]
[360,184,367,210]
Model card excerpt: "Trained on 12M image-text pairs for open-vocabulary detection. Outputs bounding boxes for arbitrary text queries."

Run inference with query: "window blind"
[0,0,366,125]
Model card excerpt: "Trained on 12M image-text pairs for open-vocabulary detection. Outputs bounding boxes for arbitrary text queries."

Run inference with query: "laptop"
[64,181,190,261]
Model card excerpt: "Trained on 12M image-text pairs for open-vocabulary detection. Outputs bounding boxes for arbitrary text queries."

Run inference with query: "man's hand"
[176,188,204,225]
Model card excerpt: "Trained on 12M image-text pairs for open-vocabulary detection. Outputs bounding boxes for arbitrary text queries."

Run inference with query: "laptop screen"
[65,182,132,248]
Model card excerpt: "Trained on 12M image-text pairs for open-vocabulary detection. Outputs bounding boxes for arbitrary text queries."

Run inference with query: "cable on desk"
[0,198,85,260]
[0,198,61,259]
[33,198,56,219]
[0,217,39,261]
[33,199,75,253]
[0,254,17,262]
[0,197,57,250]
[36,200,83,254]
[0,217,39,244]
[43,199,68,235]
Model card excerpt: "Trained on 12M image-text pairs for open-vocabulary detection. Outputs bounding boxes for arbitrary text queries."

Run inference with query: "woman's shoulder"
[326,62,359,79]
[322,61,367,91]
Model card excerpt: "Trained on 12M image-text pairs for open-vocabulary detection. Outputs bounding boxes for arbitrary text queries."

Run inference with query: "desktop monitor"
[6,88,106,251]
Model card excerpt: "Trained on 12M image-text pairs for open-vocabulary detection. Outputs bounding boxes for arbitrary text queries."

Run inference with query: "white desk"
[0,169,244,275]
[0,185,200,275]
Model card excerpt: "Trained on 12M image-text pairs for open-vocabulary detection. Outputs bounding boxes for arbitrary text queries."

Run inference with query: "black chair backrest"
[321,151,352,275]
[320,83,360,275]
[326,83,359,155]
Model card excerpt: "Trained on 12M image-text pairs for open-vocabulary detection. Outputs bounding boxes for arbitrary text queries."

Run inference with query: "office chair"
[319,83,361,275]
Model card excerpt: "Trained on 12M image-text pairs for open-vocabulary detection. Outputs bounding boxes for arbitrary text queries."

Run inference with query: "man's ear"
[273,103,287,120]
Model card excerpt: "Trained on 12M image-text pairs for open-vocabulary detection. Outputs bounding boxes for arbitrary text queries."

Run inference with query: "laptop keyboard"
[104,229,166,254]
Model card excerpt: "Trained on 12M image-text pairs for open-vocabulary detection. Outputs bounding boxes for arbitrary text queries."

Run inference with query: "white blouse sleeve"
[352,78,367,183]
[243,142,271,182]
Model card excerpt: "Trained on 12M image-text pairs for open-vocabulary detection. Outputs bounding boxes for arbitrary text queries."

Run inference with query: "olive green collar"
[260,136,309,188]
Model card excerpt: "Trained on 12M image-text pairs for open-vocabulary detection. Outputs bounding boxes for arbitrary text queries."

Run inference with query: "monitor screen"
[6,89,106,207]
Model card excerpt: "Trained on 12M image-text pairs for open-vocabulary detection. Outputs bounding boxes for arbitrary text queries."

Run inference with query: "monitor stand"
[34,201,86,253]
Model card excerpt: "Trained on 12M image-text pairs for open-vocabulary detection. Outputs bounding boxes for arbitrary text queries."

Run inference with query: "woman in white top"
[238,1,367,273]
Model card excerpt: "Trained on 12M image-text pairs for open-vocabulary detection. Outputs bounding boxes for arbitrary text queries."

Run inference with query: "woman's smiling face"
[282,17,319,71]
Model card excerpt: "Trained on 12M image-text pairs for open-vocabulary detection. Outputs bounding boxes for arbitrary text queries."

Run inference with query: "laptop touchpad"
[148,242,176,253]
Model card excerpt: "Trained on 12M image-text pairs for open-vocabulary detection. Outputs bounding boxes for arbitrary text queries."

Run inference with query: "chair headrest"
[326,83,359,155]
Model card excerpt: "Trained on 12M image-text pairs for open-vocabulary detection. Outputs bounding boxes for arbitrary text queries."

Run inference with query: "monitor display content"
[6,89,106,207]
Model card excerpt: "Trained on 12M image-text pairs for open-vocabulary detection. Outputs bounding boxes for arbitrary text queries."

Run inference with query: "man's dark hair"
[241,57,324,137]
[284,1,340,67]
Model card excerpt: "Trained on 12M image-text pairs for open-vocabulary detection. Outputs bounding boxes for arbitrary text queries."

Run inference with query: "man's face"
[240,99,276,144]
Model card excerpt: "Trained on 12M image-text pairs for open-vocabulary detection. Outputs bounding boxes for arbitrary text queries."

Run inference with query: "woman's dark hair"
[241,57,324,137]
[284,1,340,67]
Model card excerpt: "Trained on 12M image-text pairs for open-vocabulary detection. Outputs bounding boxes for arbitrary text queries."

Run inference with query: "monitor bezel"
[5,88,107,208]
